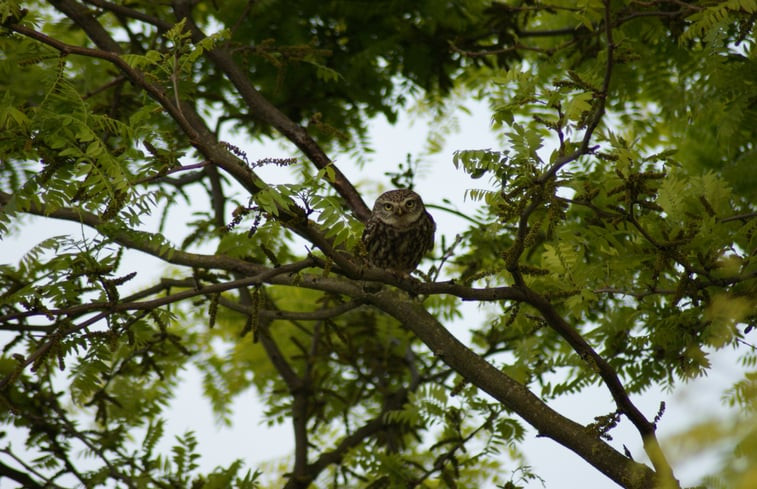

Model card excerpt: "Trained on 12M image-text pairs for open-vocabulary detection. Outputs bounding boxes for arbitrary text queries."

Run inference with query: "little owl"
[362,189,435,273]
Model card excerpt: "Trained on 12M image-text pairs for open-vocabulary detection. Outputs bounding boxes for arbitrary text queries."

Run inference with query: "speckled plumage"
[362,189,435,273]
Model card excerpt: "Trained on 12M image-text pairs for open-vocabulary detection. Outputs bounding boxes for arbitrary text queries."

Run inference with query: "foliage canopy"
[1,1,756,488]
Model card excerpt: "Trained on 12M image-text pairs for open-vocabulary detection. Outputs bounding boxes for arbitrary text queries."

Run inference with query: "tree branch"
[1,178,671,488]
[7,18,361,277]
[521,286,676,483]
[357,287,658,489]
[170,1,371,222]
[234,285,311,487]
[0,260,315,326]
[218,296,364,322]
[0,259,314,391]
[537,1,615,184]
[0,460,46,489]
[82,0,173,31]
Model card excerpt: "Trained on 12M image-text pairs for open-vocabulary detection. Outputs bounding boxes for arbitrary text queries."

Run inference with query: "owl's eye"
[383,203,393,211]
[405,200,416,208]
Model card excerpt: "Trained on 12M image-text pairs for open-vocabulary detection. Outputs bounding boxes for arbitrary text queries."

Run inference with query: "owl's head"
[372,189,426,228]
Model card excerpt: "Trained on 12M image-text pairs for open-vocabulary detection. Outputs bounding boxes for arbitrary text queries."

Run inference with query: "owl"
[362,189,435,273]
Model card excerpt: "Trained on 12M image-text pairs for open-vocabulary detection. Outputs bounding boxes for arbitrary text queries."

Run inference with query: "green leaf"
[564,92,593,121]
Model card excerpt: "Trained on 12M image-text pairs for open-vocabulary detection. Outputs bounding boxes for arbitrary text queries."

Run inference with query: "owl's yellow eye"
[383,203,393,211]
[405,200,416,208]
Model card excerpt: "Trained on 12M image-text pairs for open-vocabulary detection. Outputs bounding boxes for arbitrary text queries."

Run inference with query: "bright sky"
[0,97,743,488]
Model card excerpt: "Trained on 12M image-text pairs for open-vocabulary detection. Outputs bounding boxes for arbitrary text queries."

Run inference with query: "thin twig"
[131,161,210,185]
[219,296,363,321]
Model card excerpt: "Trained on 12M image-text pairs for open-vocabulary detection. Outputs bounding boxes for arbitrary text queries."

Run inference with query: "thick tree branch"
[465,3,677,479]
[8,16,363,277]
[227,269,665,487]
[51,0,123,52]
[0,460,46,489]
[0,190,265,275]
[82,0,173,31]
[521,287,676,483]
[170,1,371,222]
[357,287,658,489]
[1,189,667,485]
[2,190,518,300]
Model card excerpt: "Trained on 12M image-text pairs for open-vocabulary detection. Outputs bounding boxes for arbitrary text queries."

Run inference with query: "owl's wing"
[425,211,436,252]
[361,219,376,245]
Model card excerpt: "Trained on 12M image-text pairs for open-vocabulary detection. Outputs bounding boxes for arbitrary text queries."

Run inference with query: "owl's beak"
[395,208,404,216]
